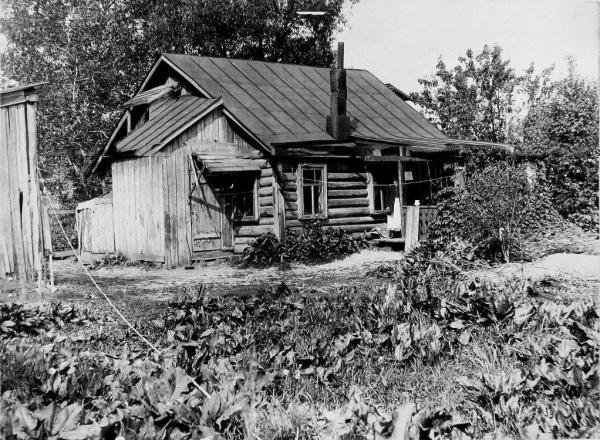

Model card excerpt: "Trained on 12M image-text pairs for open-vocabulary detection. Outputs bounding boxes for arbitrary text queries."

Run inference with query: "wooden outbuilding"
[0,82,45,282]
[88,44,506,268]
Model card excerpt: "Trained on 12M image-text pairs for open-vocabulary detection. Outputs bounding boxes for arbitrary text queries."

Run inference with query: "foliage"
[427,162,559,262]
[521,62,599,231]
[2,265,599,439]
[410,45,520,143]
[88,252,154,270]
[0,0,352,204]
[241,220,365,267]
[0,303,92,339]
[413,47,598,231]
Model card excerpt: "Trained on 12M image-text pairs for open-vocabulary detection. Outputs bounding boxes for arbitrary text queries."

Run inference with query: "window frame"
[368,168,396,215]
[297,163,328,219]
[231,173,259,223]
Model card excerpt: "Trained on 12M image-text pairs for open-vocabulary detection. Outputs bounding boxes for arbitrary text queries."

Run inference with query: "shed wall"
[112,156,167,260]
[0,97,41,281]
[77,196,115,256]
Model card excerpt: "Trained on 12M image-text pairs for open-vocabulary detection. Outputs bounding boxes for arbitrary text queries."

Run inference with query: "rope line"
[40,183,210,399]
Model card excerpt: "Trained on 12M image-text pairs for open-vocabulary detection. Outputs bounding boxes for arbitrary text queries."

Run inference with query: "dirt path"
[51,249,404,301]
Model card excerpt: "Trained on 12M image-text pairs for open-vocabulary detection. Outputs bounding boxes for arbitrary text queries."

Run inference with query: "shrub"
[428,162,560,262]
[242,220,365,267]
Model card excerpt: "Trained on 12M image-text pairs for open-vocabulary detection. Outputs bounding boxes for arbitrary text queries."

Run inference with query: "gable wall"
[158,109,275,266]
[112,156,167,259]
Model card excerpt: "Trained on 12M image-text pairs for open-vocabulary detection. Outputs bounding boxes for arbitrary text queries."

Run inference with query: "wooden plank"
[0,107,13,275]
[328,207,371,218]
[404,205,420,251]
[286,216,380,228]
[235,236,257,245]
[259,176,272,187]
[259,206,273,217]
[328,181,367,189]
[329,224,384,233]
[259,216,275,226]
[234,244,249,254]
[327,172,367,181]
[258,186,272,197]
[234,224,273,237]
[7,105,26,280]
[177,151,189,265]
[328,198,369,208]
[329,189,368,199]
[259,195,273,207]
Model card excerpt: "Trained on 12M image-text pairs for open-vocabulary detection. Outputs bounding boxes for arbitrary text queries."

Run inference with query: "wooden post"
[41,203,53,288]
[404,201,420,252]
[397,147,407,232]
[272,162,285,240]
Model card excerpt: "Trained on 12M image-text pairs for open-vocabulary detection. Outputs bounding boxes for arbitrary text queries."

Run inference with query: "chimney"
[326,42,351,139]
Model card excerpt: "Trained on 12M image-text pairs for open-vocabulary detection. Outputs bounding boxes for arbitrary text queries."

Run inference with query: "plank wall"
[282,160,385,236]
[157,109,274,263]
[112,157,167,261]
[0,97,42,281]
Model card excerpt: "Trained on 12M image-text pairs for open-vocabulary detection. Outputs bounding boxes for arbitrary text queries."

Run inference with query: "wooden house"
[87,44,505,268]
[0,82,45,282]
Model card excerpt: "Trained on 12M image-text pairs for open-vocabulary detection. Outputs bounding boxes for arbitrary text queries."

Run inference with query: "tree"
[410,45,520,143]
[521,61,599,231]
[0,0,351,204]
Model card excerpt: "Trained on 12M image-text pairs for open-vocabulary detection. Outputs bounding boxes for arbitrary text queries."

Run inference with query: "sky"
[336,0,598,93]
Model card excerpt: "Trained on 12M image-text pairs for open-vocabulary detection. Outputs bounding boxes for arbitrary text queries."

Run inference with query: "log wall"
[281,160,385,235]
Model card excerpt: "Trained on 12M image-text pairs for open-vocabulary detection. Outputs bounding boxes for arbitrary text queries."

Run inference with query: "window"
[207,172,259,223]
[298,164,327,218]
[231,174,258,221]
[368,164,397,214]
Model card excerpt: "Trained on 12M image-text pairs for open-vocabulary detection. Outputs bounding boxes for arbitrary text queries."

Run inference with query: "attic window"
[130,104,149,130]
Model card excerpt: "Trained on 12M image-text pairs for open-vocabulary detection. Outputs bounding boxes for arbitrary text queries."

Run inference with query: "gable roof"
[91,54,512,173]
[116,95,222,156]
[161,54,448,146]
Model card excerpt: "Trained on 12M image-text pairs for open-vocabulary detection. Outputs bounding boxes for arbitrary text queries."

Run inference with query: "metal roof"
[162,54,449,146]
[115,95,222,155]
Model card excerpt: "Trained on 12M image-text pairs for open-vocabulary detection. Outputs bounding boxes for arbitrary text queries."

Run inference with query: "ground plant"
[1,255,598,439]
[241,220,365,267]
[428,162,566,263]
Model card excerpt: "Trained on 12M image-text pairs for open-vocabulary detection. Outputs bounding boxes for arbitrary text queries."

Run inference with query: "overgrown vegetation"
[427,162,565,263]
[241,220,365,267]
[88,253,154,270]
[412,46,598,231]
[2,261,598,439]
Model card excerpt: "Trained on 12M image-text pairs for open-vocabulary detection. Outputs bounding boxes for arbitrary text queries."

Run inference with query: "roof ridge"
[163,53,368,72]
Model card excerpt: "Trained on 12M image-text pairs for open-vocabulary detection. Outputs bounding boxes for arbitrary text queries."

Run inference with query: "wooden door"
[189,174,233,252]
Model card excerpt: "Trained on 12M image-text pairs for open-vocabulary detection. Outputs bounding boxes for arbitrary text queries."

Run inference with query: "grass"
[1,249,598,439]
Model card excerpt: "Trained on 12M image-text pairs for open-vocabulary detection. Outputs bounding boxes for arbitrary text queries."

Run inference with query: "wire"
[40,183,210,399]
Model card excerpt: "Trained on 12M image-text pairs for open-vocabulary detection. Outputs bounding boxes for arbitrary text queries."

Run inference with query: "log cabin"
[85,43,507,268]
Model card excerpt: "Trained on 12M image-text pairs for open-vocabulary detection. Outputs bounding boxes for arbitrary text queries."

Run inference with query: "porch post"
[272,162,286,240]
[397,147,407,231]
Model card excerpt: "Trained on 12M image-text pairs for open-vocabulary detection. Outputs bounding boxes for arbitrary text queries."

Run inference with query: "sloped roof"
[194,153,261,173]
[161,54,448,146]
[116,95,221,155]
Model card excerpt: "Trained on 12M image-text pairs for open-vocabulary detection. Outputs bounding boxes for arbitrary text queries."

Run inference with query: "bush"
[428,162,561,262]
[242,220,365,267]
